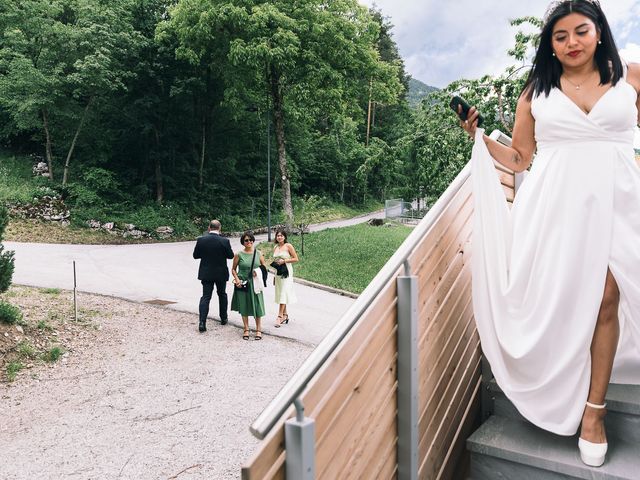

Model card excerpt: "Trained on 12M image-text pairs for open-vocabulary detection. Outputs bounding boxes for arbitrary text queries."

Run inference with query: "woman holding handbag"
[231,232,267,340]
[271,229,298,327]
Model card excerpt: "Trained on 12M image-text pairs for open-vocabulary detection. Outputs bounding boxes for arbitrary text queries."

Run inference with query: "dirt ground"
[0,286,313,479]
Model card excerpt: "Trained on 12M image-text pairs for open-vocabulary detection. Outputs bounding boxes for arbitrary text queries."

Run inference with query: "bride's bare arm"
[462,93,537,173]
[627,63,640,124]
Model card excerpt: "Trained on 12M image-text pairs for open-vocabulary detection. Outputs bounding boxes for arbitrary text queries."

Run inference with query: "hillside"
[407,77,439,108]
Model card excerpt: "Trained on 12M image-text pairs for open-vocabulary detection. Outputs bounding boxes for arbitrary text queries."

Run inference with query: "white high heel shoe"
[578,401,608,467]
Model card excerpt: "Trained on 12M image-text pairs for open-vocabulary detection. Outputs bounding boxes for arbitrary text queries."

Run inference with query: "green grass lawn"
[0,150,39,204]
[259,222,413,294]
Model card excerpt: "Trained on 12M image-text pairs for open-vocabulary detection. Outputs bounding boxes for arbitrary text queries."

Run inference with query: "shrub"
[6,361,23,381]
[43,346,64,362]
[0,205,15,293]
[0,301,22,324]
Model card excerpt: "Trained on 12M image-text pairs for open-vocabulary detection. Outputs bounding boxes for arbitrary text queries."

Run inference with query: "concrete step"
[488,382,640,443]
[467,415,640,480]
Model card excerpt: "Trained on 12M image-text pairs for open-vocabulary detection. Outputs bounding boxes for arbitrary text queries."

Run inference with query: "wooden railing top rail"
[249,162,472,440]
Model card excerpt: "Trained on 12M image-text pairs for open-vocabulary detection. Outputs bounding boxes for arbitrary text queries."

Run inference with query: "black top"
[193,232,234,281]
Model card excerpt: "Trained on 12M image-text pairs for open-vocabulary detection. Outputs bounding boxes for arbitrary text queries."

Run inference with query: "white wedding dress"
[471,65,640,435]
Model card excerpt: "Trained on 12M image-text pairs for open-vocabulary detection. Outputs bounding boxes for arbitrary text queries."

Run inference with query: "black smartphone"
[450,96,483,127]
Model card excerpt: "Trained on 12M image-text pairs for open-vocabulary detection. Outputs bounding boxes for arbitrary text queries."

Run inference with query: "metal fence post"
[480,355,495,421]
[397,260,418,480]
[284,398,315,480]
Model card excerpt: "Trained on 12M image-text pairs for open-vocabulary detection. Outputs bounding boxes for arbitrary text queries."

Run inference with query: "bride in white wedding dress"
[458,0,640,468]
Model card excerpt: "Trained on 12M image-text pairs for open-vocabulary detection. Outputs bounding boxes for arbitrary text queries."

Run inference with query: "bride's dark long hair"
[523,0,623,100]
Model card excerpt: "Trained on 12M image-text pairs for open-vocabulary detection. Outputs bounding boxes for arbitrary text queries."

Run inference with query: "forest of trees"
[0,0,537,234]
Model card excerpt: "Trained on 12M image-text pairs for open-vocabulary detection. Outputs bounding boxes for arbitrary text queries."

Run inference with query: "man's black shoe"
[220,318,228,326]
[199,320,206,332]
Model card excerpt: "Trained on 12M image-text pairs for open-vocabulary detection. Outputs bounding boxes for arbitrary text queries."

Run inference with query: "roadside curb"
[263,265,359,299]
[292,277,359,299]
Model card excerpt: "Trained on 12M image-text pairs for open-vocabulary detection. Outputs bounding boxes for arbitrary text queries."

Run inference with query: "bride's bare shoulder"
[626,63,640,92]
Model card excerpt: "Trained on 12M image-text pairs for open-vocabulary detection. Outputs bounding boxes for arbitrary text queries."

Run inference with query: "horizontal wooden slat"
[241,414,288,480]
[301,281,397,415]
[410,188,473,281]
[493,159,515,175]
[437,377,481,480]
[408,179,472,274]
[345,395,397,479]
[421,357,481,479]
[316,330,398,473]
[418,251,471,353]
[498,169,515,188]
[359,419,398,480]
[316,376,397,480]
[418,270,472,388]
[336,384,397,479]
[503,184,515,202]
[419,333,479,462]
[418,299,475,437]
[417,212,472,301]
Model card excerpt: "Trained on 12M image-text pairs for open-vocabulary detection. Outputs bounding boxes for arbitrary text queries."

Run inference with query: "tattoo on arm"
[511,152,522,167]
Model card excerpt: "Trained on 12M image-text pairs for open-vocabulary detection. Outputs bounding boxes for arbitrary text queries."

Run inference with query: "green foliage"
[43,288,61,295]
[42,346,64,362]
[0,301,22,324]
[274,222,411,294]
[0,3,540,242]
[6,361,23,381]
[407,78,439,109]
[0,151,40,204]
[17,341,37,359]
[37,319,53,331]
[395,15,540,205]
[0,0,140,183]
[0,204,15,293]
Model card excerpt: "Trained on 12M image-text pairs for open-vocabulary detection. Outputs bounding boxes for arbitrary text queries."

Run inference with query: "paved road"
[6,210,383,345]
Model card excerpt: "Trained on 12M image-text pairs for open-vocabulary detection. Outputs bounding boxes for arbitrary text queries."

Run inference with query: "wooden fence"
[243,149,516,479]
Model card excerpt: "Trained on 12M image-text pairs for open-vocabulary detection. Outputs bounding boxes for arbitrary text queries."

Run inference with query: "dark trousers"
[199,279,228,323]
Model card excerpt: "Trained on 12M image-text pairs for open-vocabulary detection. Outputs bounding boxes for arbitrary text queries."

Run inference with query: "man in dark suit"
[193,219,234,332]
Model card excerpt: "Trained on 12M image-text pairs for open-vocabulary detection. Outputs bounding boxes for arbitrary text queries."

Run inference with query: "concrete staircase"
[467,382,640,479]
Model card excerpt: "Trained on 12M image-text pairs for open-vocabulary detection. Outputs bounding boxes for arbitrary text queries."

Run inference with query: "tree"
[166,0,402,227]
[398,16,541,205]
[0,206,15,294]
[0,0,139,184]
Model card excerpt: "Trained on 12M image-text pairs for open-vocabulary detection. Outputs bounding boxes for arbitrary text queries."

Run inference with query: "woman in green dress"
[231,232,267,340]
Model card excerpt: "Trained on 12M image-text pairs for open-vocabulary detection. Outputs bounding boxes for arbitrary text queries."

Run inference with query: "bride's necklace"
[562,71,596,91]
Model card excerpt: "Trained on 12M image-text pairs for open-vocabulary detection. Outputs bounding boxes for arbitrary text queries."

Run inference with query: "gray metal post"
[397,260,418,480]
[284,398,315,480]
[480,355,495,421]
[73,260,77,323]
[266,109,271,242]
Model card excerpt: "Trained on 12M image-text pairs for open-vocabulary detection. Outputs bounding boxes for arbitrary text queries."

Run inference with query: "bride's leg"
[580,268,620,443]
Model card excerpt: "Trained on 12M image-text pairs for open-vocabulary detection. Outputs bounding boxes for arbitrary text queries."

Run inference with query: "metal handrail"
[249,162,472,439]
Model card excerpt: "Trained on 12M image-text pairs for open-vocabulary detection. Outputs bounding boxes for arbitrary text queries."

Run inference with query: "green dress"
[231,250,266,317]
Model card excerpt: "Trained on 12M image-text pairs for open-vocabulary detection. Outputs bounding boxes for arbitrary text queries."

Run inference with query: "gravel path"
[0,294,313,479]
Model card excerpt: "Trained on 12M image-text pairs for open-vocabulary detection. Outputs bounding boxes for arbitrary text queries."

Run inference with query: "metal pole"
[285,398,315,479]
[397,259,418,480]
[267,109,271,242]
[73,261,78,322]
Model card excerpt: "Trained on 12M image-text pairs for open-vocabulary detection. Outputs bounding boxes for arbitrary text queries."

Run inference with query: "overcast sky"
[359,0,640,87]
[359,0,640,147]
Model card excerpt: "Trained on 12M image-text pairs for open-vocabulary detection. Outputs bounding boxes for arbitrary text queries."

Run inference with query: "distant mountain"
[407,77,438,108]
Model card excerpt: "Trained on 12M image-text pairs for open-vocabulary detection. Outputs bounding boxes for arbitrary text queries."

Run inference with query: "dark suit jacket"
[193,232,234,282]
